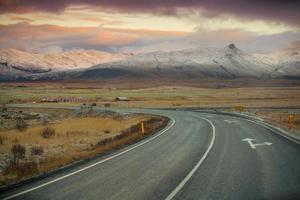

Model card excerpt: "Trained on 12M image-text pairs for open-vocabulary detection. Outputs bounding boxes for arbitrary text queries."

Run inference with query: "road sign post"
[140,122,145,135]
[288,114,295,129]
[234,105,244,112]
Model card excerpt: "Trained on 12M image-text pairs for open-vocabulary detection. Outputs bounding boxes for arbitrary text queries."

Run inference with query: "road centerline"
[164,116,216,200]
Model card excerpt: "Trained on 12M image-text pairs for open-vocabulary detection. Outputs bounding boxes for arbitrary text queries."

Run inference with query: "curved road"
[1,109,300,200]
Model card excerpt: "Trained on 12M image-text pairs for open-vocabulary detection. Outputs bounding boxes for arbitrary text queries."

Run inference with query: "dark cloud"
[0,0,299,25]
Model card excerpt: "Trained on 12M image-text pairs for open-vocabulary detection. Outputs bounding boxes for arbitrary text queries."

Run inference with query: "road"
[1,108,300,200]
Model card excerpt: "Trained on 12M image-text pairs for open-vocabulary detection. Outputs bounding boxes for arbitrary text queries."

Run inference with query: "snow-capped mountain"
[72,44,285,80]
[0,48,132,80]
[268,43,300,79]
[1,43,299,81]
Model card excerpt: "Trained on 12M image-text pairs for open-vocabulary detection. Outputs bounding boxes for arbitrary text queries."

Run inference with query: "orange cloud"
[0,0,299,26]
[0,23,189,52]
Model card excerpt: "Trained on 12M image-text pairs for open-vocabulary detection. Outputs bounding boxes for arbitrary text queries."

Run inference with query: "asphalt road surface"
[1,108,300,200]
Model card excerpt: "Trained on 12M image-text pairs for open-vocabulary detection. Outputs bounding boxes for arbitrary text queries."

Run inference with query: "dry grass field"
[1,80,300,185]
[1,82,300,108]
[248,110,300,136]
[0,111,167,186]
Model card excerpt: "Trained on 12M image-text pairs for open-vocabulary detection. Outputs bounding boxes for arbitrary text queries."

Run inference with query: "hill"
[1,44,299,81]
[0,49,131,80]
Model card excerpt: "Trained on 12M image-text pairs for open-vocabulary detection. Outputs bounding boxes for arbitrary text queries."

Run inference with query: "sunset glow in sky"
[0,0,299,53]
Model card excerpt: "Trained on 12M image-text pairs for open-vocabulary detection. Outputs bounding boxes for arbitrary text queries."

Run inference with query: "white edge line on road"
[4,118,176,200]
[243,118,300,145]
[165,117,216,200]
[197,110,300,146]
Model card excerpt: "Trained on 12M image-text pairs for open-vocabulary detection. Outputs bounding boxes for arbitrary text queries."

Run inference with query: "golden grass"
[1,84,300,109]
[0,115,153,185]
[250,111,300,136]
[28,87,300,108]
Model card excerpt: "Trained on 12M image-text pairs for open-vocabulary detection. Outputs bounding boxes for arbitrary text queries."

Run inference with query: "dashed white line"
[4,118,176,200]
[165,117,216,200]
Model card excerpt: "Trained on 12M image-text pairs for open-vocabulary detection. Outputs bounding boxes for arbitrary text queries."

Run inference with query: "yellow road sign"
[140,122,145,135]
[288,114,295,124]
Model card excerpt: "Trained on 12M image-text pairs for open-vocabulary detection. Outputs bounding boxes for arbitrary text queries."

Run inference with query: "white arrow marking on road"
[242,138,272,149]
[224,119,237,124]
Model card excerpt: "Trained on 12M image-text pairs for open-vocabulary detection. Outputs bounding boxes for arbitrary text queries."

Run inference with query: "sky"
[0,0,299,54]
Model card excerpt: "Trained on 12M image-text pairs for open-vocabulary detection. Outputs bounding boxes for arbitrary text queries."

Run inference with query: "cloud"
[0,0,299,25]
[0,23,298,53]
[241,30,300,53]
[0,23,187,52]
[120,28,300,54]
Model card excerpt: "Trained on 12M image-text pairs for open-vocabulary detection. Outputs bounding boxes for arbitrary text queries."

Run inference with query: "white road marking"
[243,118,300,145]
[224,119,237,124]
[3,118,176,200]
[242,138,272,149]
[165,117,216,200]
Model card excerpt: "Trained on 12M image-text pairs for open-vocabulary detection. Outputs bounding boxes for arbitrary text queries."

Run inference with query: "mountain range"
[0,49,132,80]
[0,44,299,81]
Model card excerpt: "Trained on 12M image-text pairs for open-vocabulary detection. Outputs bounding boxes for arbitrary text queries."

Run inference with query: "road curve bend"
[0,109,300,200]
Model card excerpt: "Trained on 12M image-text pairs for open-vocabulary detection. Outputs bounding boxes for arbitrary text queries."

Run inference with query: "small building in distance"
[40,97,84,103]
[115,97,129,101]
[41,97,58,103]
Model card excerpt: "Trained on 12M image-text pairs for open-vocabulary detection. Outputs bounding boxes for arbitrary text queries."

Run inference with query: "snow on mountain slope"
[81,44,276,79]
[1,43,299,81]
[0,48,131,80]
[269,43,300,78]
[0,49,51,73]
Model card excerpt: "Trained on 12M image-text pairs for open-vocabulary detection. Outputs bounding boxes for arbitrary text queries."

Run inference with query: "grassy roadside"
[246,110,300,137]
[1,85,300,108]
[205,107,300,136]
[0,112,168,186]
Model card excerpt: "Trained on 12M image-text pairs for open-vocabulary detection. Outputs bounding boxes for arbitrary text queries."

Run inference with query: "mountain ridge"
[0,48,132,80]
[0,44,299,81]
